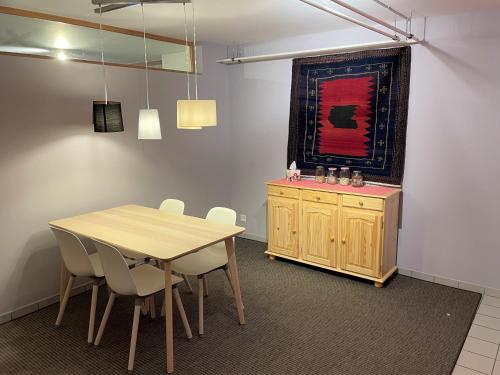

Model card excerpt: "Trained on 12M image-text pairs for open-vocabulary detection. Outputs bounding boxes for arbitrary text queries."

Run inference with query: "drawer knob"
[359,201,364,206]
[316,196,321,201]
[330,237,335,242]
[342,239,346,244]
[280,191,284,195]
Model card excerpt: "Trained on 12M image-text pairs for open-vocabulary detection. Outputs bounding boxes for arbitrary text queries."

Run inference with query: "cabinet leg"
[267,254,275,260]
[374,281,383,288]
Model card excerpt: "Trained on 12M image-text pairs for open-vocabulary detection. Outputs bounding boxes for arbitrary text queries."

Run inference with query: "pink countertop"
[268,178,400,198]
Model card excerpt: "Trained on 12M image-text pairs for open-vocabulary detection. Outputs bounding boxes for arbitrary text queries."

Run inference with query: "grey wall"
[0,44,232,315]
[227,10,500,289]
[2,9,500,316]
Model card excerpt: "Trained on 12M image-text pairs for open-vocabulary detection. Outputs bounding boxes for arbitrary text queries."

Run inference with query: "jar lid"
[328,167,337,170]
[341,167,349,170]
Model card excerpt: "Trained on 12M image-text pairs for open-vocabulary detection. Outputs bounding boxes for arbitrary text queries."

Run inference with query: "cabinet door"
[301,201,337,267]
[341,207,383,277]
[268,196,299,258]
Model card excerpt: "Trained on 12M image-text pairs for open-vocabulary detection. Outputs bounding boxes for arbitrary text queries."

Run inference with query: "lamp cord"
[192,1,198,100]
[141,2,150,109]
[183,3,190,100]
[98,4,108,104]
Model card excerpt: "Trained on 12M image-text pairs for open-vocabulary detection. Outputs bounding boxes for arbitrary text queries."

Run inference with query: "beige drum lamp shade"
[176,100,217,129]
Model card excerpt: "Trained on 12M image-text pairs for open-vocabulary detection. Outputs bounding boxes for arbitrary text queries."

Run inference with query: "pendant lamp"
[177,1,217,129]
[93,5,124,133]
[138,3,162,140]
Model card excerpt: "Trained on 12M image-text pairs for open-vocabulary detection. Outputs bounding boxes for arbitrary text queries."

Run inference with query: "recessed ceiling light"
[55,35,70,49]
[0,46,50,54]
[57,51,68,61]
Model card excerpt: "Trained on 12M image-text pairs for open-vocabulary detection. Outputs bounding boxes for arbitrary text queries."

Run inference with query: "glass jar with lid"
[339,167,350,185]
[315,166,325,183]
[351,170,364,187]
[327,168,337,185]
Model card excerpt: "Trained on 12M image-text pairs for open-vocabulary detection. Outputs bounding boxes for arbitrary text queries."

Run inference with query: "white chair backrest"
[206,207,237,225]
[159,199,185,215]
[93,240,138,296]
[51,227,95,277]
[206,207,237,252]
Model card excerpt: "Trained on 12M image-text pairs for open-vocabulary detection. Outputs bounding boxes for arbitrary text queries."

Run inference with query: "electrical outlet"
[240,214,247,222]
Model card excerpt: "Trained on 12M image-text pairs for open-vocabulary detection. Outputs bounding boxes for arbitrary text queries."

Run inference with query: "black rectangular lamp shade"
[93,101,124,132]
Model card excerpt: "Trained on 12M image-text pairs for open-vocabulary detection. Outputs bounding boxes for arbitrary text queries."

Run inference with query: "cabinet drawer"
[268,185,299,199]
[302,190,338,204]
[342,195,384,211]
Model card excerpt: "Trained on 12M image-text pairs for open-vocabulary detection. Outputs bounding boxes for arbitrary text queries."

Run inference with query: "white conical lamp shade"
[138,109,162,139]
[177,100,217,129]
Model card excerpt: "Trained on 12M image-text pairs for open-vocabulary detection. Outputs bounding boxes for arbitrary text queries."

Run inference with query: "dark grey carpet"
[0,238,480,375]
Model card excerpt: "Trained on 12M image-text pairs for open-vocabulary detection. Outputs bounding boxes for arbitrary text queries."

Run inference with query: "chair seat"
[88,253,136,278]
[130,264,183,297]
[172,245,228,276]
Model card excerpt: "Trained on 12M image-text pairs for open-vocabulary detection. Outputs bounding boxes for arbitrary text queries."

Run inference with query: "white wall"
[227,10,500,289]
[0,44,231,315]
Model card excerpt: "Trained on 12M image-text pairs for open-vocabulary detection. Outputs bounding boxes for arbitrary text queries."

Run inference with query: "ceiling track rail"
[91,0,191,13]
[327,0,414,40]
[217,39,420,65]
[371,0,409,21]
[299,0,400,41]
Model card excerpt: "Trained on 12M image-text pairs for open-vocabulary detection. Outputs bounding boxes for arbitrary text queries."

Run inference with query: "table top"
[49,205,246,261]
[268,178,401,198]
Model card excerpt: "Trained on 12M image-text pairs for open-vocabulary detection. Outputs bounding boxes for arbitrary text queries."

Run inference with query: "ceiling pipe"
[217,39,419,65]
[91,0,191,13]
[299,0,399,41]
[371,0,410,21]
[328,0,414,39]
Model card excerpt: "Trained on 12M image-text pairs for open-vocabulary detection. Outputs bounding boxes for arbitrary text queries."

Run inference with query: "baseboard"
[0,281,93,325]
[397,267,499,296]
[237,232,267,243]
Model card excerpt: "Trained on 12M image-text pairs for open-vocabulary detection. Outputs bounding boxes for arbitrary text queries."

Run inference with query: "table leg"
[225,238,246,325]
[163,261,174,374]
[59,257,70,305]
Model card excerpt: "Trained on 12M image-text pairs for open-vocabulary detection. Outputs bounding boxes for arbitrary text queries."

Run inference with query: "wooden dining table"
[49,204,246,373]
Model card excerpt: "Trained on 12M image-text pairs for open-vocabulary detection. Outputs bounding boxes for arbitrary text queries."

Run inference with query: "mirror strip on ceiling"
[0,5,194,73]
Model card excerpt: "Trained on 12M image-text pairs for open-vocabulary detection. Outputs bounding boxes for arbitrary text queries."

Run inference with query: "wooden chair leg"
[150,295,156,319]
[128,299,142,372]
[141,297,149,316]
[173,287,192,339]
[87,281,99,344]
[161,298,165,317]
[203,275,209,297]
[182,274,193,294]
[94,292,116,346]
[55,275,75,326]
[224,267,244,310]
[224,267,235,294]
[198,277,204,336]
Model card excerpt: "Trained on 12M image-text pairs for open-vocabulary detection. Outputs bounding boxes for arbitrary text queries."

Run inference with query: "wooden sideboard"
[266,179,401,287]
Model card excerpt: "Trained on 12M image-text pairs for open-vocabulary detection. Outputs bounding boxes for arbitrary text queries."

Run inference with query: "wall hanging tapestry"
[287,47,411,185]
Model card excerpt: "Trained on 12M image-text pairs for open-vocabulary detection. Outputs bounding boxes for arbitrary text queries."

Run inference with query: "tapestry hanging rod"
[216,39,419,65]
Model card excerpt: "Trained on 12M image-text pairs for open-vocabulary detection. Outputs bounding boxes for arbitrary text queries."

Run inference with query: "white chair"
[50,226,105,345]
[171,207,237,336]
[93,239,192,372]
[159,198,185,214]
